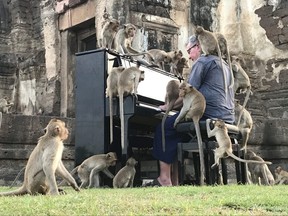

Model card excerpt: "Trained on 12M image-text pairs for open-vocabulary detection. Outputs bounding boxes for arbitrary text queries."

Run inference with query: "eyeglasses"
[187,44,197,54]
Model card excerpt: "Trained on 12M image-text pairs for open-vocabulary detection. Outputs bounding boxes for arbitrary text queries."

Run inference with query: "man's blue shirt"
[188,55,235,124]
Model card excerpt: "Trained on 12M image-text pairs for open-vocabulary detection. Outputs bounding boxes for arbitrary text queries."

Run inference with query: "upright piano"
[75,48,178,181]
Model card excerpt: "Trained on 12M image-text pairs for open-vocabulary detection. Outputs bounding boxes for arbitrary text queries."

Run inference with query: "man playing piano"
[147,35,235,186]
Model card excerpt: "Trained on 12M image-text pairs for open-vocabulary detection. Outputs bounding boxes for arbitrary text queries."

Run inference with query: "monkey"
[234,100,253,150]
[161,80,180,152]
[146,49,171,70]
[173,82,206,185]
[215,32,234,88]
[206,119,272,169]
[234,100,254,182]
[0,97,13,113]
[0,97,11,127]
[106,66,126,143]
[0,119,80,196]
[167,50,183,76]
[274,166,288,185]
[114,23,138,54]
[113,157,137,188]
[99,18,120,49]
[244,149,275,185]
[113,23,154,66]
[118,64,145,150]
[232,57,253,126]
[182,67,192,82]
[63,152,117,188]
[176,57,190,80]
[167,50,183,64]
[195,26,228,94]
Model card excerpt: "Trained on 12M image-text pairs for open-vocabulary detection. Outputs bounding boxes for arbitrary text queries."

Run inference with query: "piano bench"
[175,120,246,185]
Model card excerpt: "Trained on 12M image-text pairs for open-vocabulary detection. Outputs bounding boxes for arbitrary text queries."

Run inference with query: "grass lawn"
[0,184,287,215]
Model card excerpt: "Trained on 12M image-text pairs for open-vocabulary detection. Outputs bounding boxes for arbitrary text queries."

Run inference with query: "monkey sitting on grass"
[0,119,80,196]
[113,157,137,188]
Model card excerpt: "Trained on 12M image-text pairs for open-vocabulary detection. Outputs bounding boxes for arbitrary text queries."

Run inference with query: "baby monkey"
[275,166,288,185]
[113,157,137,188]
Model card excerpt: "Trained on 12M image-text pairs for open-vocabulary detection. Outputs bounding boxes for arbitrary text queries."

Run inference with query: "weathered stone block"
[273,7,288,18]
[266,25,282,37]
[0,114,75,144]
[279,34,288,43]
[263,119,288,145]
[259,16,279,28]
[282,16,288,25]
[276,43,288,49]
[282,26,288,34]
[68,0,87,8]
[255,5,273,17]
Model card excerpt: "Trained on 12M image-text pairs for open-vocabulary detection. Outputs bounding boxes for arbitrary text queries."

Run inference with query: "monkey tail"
[0,186,27,197]
[119,92,125,149]
[226,49,234,89]
[161,99,176,152]
[10,167,25,188]
[227,152,272,165]
[70,166,79,175]
[161,111,169,152]
[216,42,227,94]
[109,93,114,144]
[261,165,270,185]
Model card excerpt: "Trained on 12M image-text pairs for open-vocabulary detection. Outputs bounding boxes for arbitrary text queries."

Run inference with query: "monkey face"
[178,82,192,98]
[214,119,226,129]
[126,157,137,166]
[110,19,120,31]
[179,87,186,98]
[171,50,183,61]
[124,24,136,37]
[195,26,204,34]
[275,166,282,174]
[47,119,69,140]
[180,57,189,68]
[106,152,117,166]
